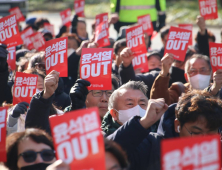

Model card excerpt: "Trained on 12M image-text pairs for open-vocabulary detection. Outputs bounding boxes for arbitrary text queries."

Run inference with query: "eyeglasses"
[35,63,45,70]
[18,149,55,163]
[89,90,113,97]
[188,68,210,77]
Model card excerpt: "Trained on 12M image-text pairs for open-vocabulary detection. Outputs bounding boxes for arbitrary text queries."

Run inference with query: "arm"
[25,70,59,134]
[196,16,209,57]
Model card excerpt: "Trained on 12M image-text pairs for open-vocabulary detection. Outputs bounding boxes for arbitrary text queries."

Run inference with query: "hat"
[16,49,29,62]
[26,17,37,25]
[147,51,162,60]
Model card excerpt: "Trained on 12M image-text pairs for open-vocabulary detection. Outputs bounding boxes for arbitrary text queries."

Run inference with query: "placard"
[209,42,222,73]
[126,25,148,73]
[45,37,68,77]
[95,13,110,48]
[161,135,221,170]
[13,72,38,105]
[0,107,7,162]
[60,8,72,27]
[178,24,193,46]
[199,0,218,20]
[0,14,23,47]
[7,46,16,70]
[9,7,25,22]
[44,23,55,37]
[138,14,154,36]
[49,107,106,170]
[74,0,85,17]
[20,27,34,50]
[30,32,45,51]
[80,48,112,90]
[164,26,192,61]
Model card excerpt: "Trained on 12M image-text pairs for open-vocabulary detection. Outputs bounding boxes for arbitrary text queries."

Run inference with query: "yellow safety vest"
[111,0,157,23]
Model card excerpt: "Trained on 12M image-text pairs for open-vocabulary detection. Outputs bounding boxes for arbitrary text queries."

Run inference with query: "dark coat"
[108,104,178,170]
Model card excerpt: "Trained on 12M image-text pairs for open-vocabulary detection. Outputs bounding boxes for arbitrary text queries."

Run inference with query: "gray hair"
[108,81,148,110]
[184,54,212,73]
[28,51,45,69]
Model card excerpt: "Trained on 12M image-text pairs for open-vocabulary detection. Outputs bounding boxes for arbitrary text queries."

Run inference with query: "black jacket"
[119,63,160,98]
[108,104,178,170]
[62,51,81,94]
[54,78,71,110]
[25,91,55,135]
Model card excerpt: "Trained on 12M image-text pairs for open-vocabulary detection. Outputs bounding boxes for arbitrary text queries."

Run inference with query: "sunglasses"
[18,149,55,163]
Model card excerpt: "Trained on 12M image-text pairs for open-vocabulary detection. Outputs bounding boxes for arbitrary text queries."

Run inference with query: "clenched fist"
[140,98,168,129]
[210,69,222,96]
[120,47,134,67]
[196,15,206,35]
[160,53,174,77]
[43,70,60,99]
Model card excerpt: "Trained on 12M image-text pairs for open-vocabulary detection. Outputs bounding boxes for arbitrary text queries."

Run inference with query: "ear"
[184,73,188,82]
[174,118,180,133]
[110,109,118,121]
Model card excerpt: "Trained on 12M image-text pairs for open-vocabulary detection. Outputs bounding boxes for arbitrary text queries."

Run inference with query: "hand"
[12,102,29,118]
[0,44,8,69]
[70,79,91,110]
[134,68,142,75]
[46,160,70,170]
[109,13,119,25]
[120,47,134,67]
[160,53,174,77]
[76,40,89,55]
[210,69,222,95]
[196,15,206,35]
[87,42,98,48]
[140,98,168,129]
[43,70,60,99]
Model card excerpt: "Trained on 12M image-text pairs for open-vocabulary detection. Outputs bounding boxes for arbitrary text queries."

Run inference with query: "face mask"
[188,74,211,90]
[149,68,161,72]
[117,105,146,124]
[21,163,51,170]
[68,48,75,57]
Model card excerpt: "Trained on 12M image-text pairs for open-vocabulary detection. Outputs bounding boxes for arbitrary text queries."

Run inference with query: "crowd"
[0,0,222,170]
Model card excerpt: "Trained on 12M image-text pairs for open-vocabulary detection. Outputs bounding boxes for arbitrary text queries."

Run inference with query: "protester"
[5,128,56,170]
[108,90,222,170]
[147,51,161,71]
[101,81,148,136]
[150,53,222,105]
[158,25,170,57]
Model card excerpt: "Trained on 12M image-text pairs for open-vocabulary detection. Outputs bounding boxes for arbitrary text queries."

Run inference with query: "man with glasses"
[66,75,119,119]
[150,53,222,105]
[108,90,222,170]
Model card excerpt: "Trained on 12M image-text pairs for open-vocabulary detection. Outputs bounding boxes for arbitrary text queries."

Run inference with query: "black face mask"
[20,163,51,170]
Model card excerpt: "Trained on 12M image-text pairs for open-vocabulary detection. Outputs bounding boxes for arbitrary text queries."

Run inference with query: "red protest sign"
[45,37,68,77]
[44,23,55,37]
[30,32,46,51]
[74,0,85,17]
[0,14,23,47]
[199,0,218,20]
[126,25,148,73]
[209,42,222,73]
[13,72,38,105]
[164,26,192,62]
[95,13,110,48]
[178,24,193,46]
[60,8,72,27]
[7,46,16,70]
[80,48,112,90]
[49,107,106,170]
[137,14,154,36]
[161,135,221,170]
[9,7,25,22]
[0,107,7,162]
[20,27,34,50]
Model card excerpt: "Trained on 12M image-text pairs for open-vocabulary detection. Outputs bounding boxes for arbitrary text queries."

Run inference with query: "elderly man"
[101,81,148,136]
[150,53,222,105]
[108,90,222,170]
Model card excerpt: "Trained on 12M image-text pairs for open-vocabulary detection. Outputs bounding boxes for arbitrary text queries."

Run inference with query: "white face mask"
[188,74,211,90]
[116,105,146,124]
[68,48,75,57]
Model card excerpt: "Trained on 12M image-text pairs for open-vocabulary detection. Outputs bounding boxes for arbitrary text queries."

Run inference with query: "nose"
[100,91,108,102]
[34,153,44,164]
